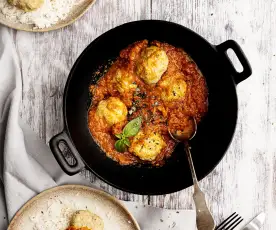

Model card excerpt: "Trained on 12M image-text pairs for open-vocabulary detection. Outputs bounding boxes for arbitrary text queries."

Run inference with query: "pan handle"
[49,131,85,175]
[216,40,252,84]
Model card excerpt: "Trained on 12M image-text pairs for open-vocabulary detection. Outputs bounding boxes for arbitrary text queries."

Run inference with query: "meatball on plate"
[67,210,104,230]
[8,185,140,230]
[88,40,208,166]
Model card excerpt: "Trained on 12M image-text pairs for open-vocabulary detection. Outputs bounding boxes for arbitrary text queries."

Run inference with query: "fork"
[215,212,243,230]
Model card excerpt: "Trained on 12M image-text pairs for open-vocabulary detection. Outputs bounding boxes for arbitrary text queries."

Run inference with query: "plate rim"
[0,0,96,32]
[7,184,141,230]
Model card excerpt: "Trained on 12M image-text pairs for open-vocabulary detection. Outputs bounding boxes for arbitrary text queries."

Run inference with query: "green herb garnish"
[138,92,147,99]
[114,116,142,152]
[115,139,128,152]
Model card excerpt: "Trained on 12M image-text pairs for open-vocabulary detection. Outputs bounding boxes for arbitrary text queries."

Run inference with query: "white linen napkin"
[0,25,196,230]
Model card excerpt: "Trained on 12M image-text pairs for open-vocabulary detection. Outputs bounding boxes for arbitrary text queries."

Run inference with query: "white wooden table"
[15,0,276,229]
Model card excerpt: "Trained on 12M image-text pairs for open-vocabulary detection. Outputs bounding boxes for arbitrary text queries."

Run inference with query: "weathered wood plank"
[17,0,276,229]
[17,0,151,205]
[151,0,276,229]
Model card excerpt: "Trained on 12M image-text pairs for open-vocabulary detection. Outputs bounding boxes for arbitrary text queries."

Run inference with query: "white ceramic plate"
[0,0,96,32]
[8,185,140,230]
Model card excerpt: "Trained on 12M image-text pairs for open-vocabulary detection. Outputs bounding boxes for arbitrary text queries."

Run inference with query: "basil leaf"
[115,133,123,139]
[123,138,130,147]
[115,139,127,152]
[123,116,142,137]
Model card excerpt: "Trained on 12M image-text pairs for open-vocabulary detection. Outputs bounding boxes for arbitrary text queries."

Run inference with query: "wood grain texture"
[15,0,276,229]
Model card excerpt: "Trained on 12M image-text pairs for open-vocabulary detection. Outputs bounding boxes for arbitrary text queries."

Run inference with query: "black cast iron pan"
[49,20,252,195]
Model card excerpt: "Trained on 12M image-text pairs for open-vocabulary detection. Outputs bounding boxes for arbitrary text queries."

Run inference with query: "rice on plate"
[0,0,87,29]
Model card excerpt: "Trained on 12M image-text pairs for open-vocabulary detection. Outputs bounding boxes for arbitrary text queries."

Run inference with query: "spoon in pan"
[168,117,215,230]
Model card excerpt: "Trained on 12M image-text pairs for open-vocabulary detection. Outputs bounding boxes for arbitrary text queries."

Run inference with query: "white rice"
[0,0,85,29]
[29,196,79,230]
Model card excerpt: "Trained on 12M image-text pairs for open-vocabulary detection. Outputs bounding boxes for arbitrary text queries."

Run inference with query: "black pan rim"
[61,19,239,195]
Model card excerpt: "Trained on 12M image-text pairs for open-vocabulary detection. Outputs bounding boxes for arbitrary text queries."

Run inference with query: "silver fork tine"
[215,213,237,230]
[215,212,243,230]
[228,217,243,230]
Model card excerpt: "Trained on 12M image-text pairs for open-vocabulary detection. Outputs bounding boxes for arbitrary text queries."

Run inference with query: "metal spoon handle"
[184,142,198,185]
[184,143,215,230]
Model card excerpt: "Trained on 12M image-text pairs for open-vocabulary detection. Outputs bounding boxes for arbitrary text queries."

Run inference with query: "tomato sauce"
[88,40,208,166]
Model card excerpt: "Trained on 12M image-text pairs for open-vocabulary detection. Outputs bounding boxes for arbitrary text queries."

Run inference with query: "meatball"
[66,227,90,230]
[8,0,44,11]
[70,210,104,230]
[96,97,127,126]
[136,46,168,84]
[159,71,187,101]
[113,69,137,93]
[129,130,166,161]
